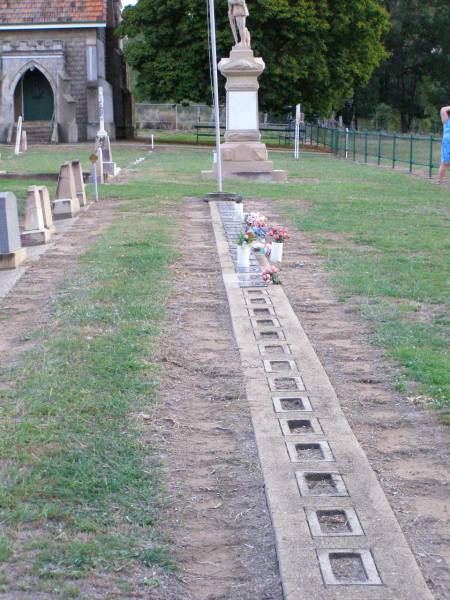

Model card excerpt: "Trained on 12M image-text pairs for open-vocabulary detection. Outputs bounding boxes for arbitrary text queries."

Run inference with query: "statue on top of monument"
[228,0,251,48]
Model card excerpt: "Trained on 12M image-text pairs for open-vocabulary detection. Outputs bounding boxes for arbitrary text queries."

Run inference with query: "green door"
[22,69,54,121]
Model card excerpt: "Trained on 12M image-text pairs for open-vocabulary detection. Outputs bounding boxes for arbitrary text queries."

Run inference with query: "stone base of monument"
[201,45,287,183]
[52,198,80,220]
[103,162,120,177]
[0,247,27,270]
[21,228,52,246]
[202,164,287,182]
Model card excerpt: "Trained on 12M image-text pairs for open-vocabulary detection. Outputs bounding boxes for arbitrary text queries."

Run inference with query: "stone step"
[13,121,52,144]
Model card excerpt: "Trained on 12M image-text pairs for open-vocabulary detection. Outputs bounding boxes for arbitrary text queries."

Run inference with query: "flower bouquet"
[235,230,256,268]
[268,225,290,262]
[262,265,282,285]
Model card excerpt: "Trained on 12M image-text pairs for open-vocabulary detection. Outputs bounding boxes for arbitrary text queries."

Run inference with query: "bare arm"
[440,106,450,124]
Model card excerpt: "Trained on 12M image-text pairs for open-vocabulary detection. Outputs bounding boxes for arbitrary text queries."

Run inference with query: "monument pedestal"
[202,46,286,182]
[0,248,27,269]
[21,228,52,246]
[52,198,80,219]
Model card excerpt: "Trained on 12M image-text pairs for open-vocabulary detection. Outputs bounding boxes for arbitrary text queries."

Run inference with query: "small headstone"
[0,192,27,268]
[52,162,80,219]
[95,87,119,177]
[37,186,54,231]
[71,160,87,207]
[21,186,52,246]
[21,130,28,152]
[14,117,23,156]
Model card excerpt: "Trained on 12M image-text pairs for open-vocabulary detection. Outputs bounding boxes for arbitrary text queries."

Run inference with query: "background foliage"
[119,0,389,117]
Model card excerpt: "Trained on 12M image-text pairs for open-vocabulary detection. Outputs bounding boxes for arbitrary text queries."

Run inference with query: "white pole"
[208,0,223,192]
[92,163,99,202]
[345,127,349,159]
[294,103,301,160]
[151,134,154,150]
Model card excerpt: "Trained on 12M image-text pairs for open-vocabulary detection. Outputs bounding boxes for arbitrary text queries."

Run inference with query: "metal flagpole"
[208,0,223,192]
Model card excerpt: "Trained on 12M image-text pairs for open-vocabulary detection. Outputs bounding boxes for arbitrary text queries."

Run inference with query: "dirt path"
[0,202,116,362]
[245,198,450,599]
[154,197,282,599]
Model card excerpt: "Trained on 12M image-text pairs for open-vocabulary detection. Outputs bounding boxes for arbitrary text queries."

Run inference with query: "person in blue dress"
[439,105,450,182]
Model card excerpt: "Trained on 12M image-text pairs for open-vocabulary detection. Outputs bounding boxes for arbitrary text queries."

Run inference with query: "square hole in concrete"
[306,508,364,537]
[256,330,286,341]
[250,297,269,305]
[317,549,381,585]
[256,318,276,327]
[259,344,291,355]
[245,289,265,296]
[273,395,312,412]
[253,308,272,316]
[287,441,333,462]
[296,471,348,497]
[279,417,322,436]
[263,359,297,373]
[269,376,304,391]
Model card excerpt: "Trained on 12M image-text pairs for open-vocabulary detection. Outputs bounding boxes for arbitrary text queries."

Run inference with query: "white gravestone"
[71,160,87,207]
[14,117,22,156]
[37,186,54,232]
[52,162,80,219]
[0,192,27,268]
[95,87,119,177]
[21,186,51,246]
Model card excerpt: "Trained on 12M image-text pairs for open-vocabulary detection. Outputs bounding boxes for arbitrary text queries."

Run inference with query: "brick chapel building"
[0,0,134,143]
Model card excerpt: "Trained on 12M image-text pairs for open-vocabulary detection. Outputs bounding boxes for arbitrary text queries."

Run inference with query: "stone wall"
[0,24,133,142]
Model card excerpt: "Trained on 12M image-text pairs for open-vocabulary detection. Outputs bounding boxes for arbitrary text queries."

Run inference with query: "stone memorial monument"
[14,116,22,156]
[71,161,87,207]
[95,88,119,178]
[37,186,55,234]
[21,186,52,246]
[0,192,27,268]
[52,162,80,219]
[202,0,286,182]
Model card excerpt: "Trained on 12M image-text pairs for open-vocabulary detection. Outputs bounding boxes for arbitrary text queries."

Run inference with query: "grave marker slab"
[37,187,54,232]
[71,160,87,207]
[21,186,52,246]
[52,162,80,219]
[0,192,27,268]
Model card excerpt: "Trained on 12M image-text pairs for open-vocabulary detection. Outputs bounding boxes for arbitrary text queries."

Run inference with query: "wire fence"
[135,104,443,177]
[304,124,442,178]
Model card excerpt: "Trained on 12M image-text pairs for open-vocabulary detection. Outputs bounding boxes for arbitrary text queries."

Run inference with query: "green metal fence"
[304,124,442,178]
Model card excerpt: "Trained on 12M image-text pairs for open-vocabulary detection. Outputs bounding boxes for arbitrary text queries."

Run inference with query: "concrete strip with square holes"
[208,200,433,600]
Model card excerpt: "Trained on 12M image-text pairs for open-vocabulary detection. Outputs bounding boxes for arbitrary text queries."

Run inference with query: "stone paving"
[211,200,433,599]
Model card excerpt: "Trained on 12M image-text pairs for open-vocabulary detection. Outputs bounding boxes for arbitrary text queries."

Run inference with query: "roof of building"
[0,0,107,25]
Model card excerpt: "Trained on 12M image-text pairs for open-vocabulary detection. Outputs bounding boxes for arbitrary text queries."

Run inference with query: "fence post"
[336,129,340,155]
[345,128,349,159]
[428,135,433,178]
[392,133,397,168]
[377,132,382,165]
[409,134,413,173]
[353,130,356,161]
[364,132,368,163]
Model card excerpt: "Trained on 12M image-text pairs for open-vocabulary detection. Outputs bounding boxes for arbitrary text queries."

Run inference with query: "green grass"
[0,143,448,593]
[0,143,146,214]
[0,157,180,592]
[118,147,450,419]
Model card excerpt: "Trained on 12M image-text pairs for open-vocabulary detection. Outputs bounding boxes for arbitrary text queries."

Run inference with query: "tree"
[356,0,450,132]
[118,0,389,117]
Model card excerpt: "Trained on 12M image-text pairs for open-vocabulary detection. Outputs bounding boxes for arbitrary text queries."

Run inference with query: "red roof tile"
[0,0,107,24]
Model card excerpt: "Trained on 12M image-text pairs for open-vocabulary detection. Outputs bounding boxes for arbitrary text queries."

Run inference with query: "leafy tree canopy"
[355,0,450,132]
[118,0,389,117]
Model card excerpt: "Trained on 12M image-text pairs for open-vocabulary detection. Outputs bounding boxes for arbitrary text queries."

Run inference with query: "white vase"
[271,241,284,262]
[237,244,250,268]
[235,202,244,220]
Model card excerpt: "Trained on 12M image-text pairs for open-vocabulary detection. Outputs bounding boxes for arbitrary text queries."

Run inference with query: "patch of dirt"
[0,202,116,360]
[247,198,450,599]
[152,197,282,599]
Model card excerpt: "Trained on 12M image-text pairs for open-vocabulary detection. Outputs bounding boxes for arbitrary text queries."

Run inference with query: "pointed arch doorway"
[14,68,54,121]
